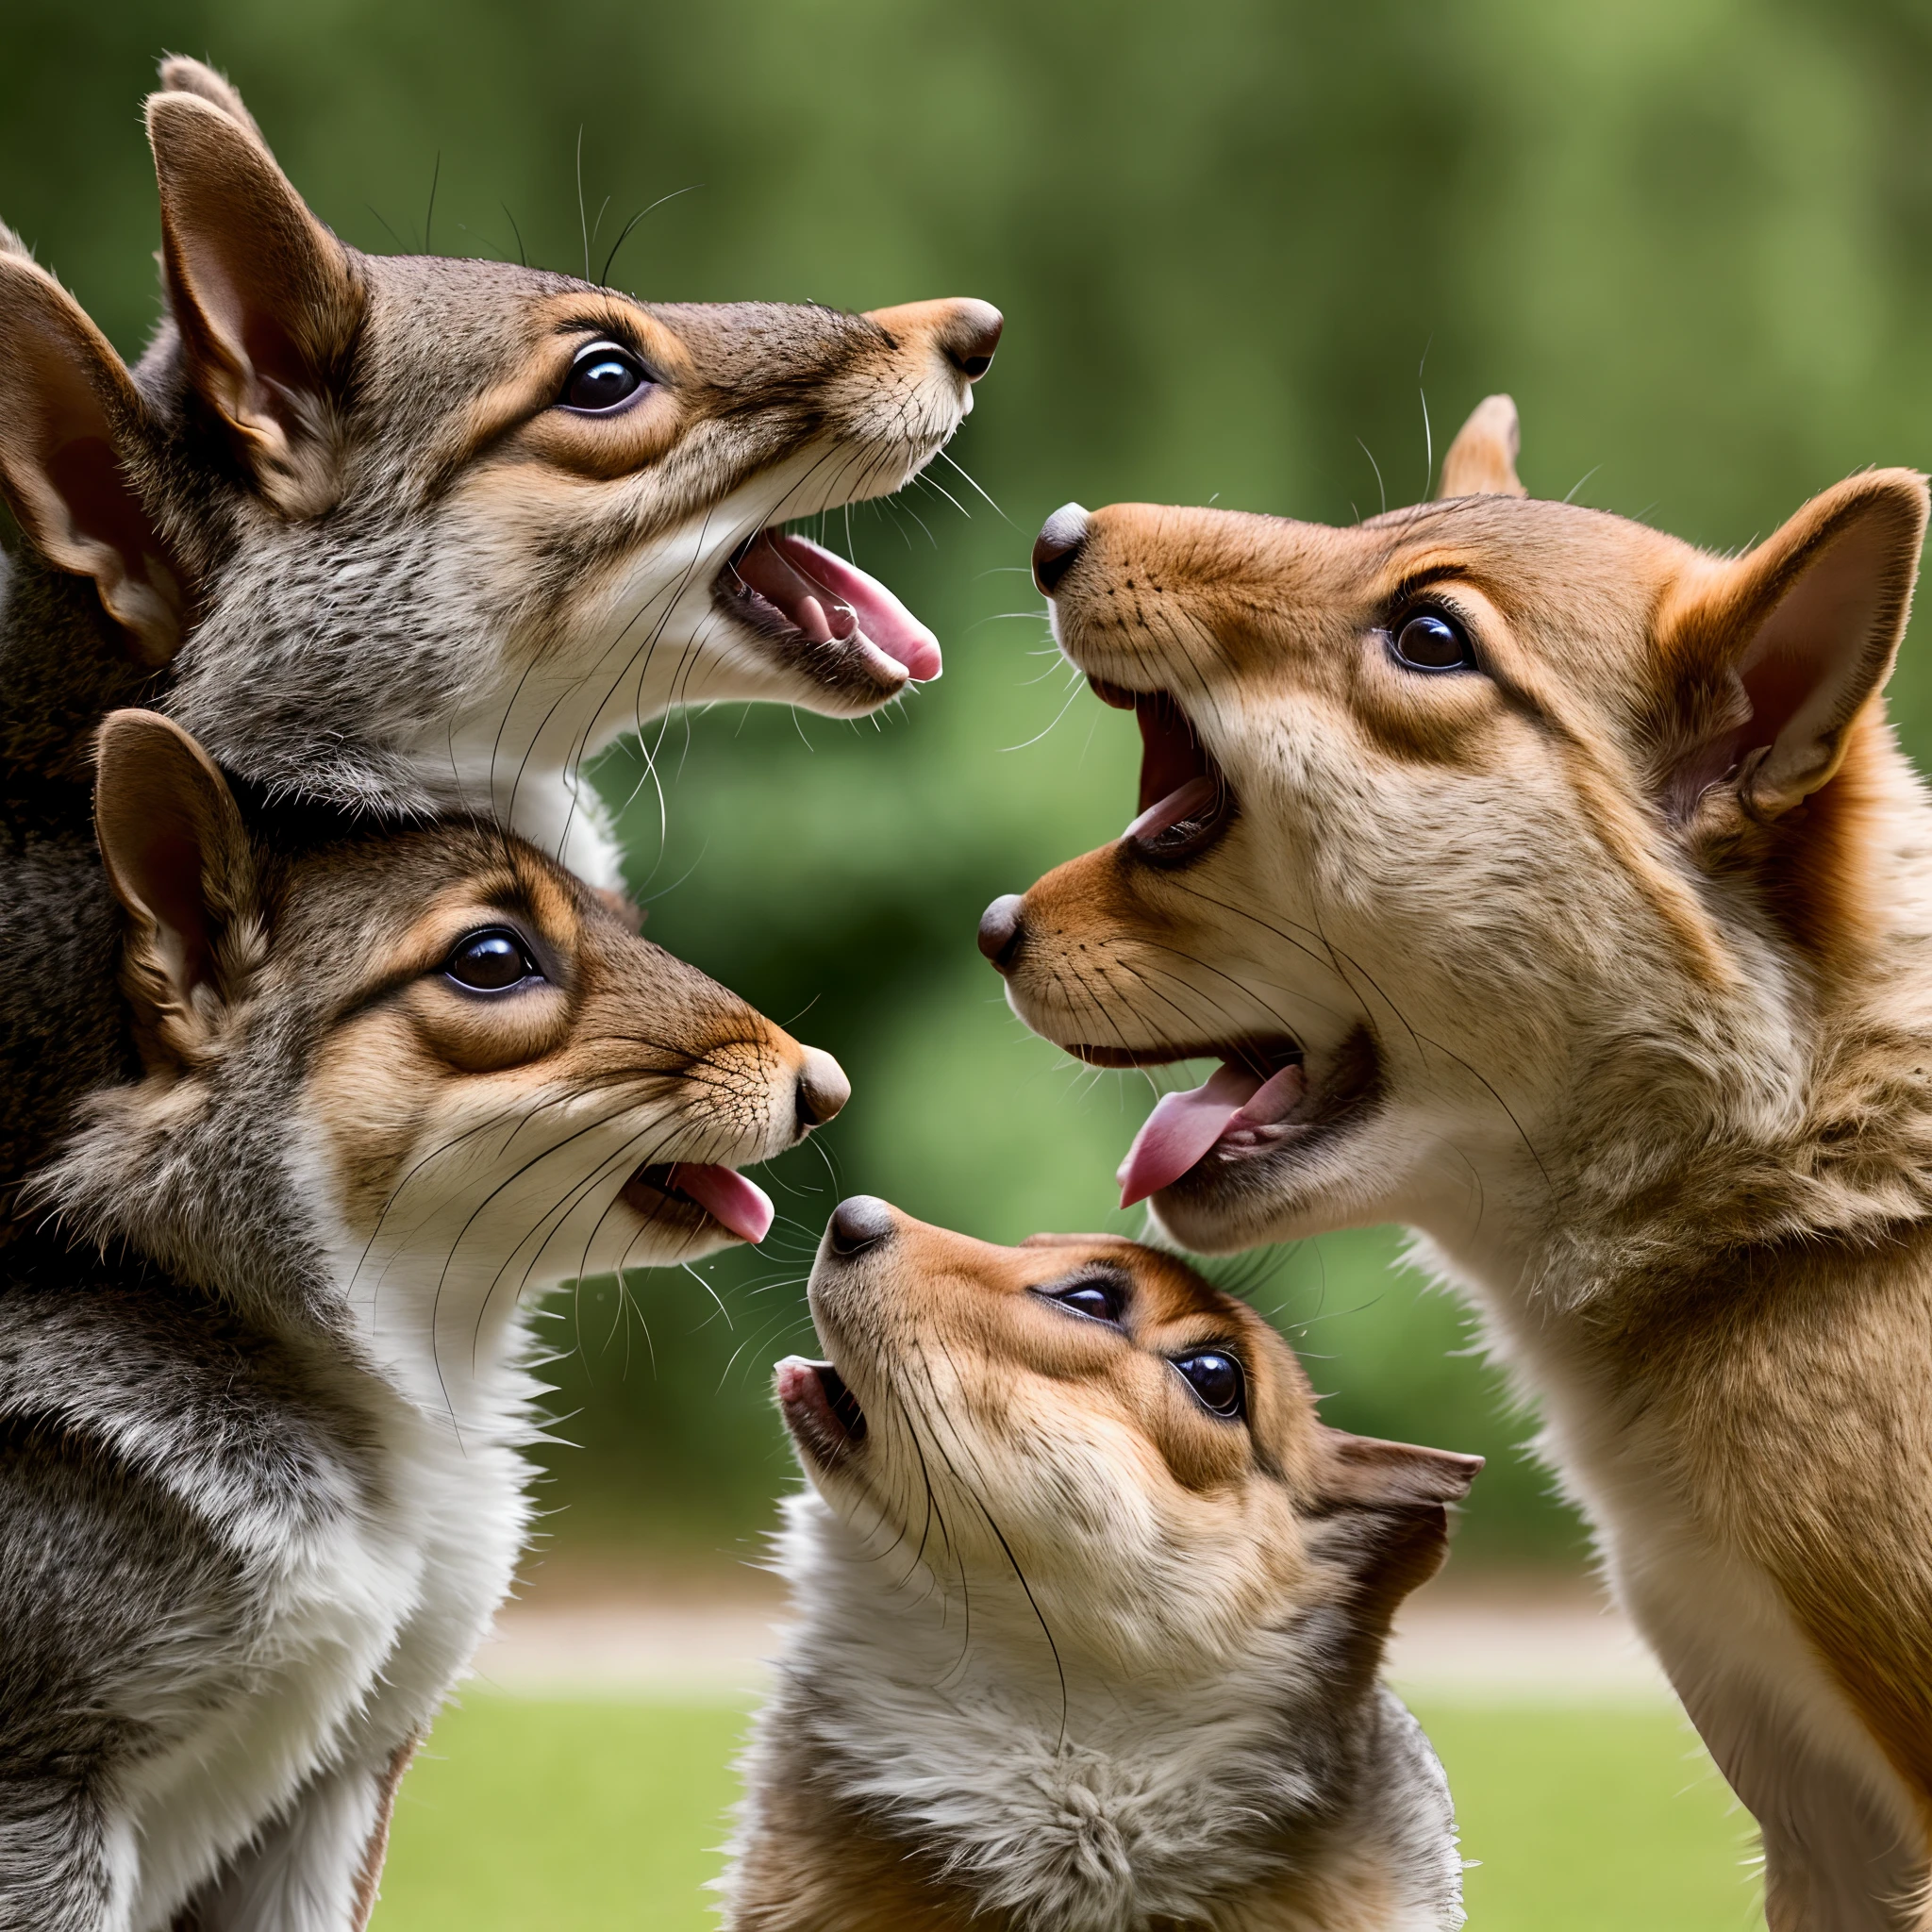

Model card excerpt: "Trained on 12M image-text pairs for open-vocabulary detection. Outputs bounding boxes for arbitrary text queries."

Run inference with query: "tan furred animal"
[981,421,1932,1928]
[726,1197,1480,1932]
[5,710,845,1931]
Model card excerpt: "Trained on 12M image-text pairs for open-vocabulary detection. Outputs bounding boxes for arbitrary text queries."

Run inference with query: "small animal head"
[0,58,998,814]
[36,709,846,1411]
[776,1198,1477,1678]
[985,405,1931,1259]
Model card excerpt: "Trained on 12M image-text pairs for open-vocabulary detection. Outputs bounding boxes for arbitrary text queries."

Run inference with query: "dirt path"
[471,1575,1672,1705]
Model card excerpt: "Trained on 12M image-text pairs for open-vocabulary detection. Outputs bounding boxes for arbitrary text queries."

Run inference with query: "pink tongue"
[741,534,942,681]
[1116,1060,1307,1208]
[1124,774,1218,842]
[667,1163,774,1243]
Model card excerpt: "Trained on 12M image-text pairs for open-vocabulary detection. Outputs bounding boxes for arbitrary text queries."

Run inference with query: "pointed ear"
[1309,1429,1482,1684]
[1320,1428,1483,1508]
[146,91,364,518]
[1660,470,1930,824]
[1436,393,1526,500]
[0,255,185,666]
[156,55,266,143]
[94,709,259,1068]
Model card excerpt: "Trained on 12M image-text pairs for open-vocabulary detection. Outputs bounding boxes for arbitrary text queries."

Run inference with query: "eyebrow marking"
[1382,560,1484,612]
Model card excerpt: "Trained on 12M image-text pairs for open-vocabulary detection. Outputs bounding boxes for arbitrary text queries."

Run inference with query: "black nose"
[1032,504,1090,594]
[942,300,1004,380]
[828,1195,894,1258]
[977,894,1024,973]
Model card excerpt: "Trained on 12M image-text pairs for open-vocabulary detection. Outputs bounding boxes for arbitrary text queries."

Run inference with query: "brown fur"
[993,433,1932,1925]
[728,1212,1478,1931]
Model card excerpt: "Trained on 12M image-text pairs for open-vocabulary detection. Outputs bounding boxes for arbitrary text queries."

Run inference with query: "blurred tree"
[6,0,1930,1566]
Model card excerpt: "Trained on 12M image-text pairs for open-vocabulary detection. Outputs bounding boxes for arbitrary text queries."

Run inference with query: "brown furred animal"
[986,413,1932,1927]
[725,1198,1480,1932]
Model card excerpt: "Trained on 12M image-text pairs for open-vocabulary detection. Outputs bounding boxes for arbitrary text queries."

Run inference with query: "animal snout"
[864,298,1004,381]
[827,1195,895,1258]
[1032,505,1090,594]
[977,894,1025,974]
[940,300,1004,380]
[796,1049,852,1131]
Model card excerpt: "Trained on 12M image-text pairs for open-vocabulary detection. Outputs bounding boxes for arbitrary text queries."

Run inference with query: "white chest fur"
[732,1497,1463,1932]
[118,1323,535,1932]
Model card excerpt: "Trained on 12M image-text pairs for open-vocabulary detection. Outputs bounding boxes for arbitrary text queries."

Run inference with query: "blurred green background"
[8,0,1932,1570]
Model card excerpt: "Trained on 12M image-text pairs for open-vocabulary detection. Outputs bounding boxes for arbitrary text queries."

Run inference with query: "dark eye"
[560,341,649,412]
[1172,1351,1245,1418]
[1391,609,1475,673]
[1043,1276,1125,1325]
[442,928,541,992]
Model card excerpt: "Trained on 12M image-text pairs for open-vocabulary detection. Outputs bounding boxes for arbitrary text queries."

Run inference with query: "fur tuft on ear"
[1436,394,1526,500]
[0,216,30,262]
[1660,470,1930,825]
[146,91,365,519]
[156,54,266,143]
[0,260,184,664]
[94,709,262,1071]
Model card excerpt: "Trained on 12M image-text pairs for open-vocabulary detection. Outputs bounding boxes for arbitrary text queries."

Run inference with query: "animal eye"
[560,341,650,412]
[1172,1351,1245,1418]
[442,928,541,992]
[1043,1276,1125,1325]
[1391,609,1475,673]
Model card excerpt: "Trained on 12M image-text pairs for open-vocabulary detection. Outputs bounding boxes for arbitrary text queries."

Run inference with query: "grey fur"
[6,784,827,1929]
[0,61,984,1199]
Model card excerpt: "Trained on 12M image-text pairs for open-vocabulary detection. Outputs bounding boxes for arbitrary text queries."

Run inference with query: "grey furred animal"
[0,54,999,1198]
[727,1206,1477,1932]
[4,709,848,1932]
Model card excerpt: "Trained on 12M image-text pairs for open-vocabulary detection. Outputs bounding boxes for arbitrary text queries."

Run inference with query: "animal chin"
[622,1161,774,1245]
[714,530,942,702]
[775,1356,868,1467]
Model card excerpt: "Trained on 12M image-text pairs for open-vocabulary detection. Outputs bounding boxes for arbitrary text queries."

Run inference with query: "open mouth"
[1101,1038,1308,1207]
[1086,1034,1383,1209]
[775,1356,868,1465]
[716,531,942,689]
[622,1161,774,1244]
[1091,680,1236,863]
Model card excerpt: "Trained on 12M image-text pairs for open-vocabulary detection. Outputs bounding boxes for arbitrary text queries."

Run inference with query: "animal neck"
[766,1494,1441,1932]
[319,1206,553,1442]
[1423,734,1932,1317]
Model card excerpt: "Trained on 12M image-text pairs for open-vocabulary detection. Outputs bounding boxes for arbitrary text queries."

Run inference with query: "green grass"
[375,1697,1759,1931]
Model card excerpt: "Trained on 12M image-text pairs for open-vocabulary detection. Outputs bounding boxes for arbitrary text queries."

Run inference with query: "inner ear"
[0,257,184,665]
[95,709,253,1007]
[1735,511,1905,790]
[147,91,365,518]
[1662,471,1928,824]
